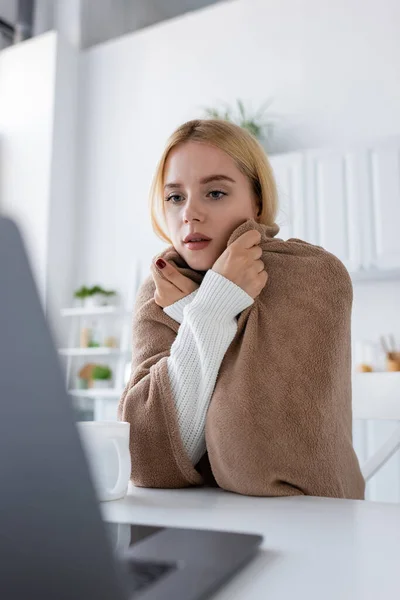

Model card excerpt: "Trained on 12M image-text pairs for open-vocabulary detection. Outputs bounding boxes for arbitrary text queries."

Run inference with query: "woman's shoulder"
[285,237,349,268]
[277,237,353,292]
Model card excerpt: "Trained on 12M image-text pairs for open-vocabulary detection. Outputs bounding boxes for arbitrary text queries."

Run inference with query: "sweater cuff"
[186,269,254,320]
[163,289,199,324]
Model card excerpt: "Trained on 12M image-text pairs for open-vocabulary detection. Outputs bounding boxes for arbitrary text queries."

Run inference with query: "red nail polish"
[156,259,166,269]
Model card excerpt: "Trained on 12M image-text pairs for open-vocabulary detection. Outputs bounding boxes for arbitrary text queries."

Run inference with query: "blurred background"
[1,0,400,502]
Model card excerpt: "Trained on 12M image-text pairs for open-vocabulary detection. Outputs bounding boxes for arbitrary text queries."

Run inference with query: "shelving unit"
[57,259,145,421]
[60,306,129,317]
[58,304,133,421]
[69,388,125,398]
[58,347,130,356]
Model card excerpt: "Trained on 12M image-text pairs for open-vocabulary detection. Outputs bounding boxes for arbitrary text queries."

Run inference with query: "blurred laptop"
[0,216,262,600]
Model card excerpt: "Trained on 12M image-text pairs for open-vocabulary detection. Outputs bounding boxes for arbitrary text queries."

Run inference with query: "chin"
[185,256,212,272]
[180,245,215,272]
[188,262,210,273]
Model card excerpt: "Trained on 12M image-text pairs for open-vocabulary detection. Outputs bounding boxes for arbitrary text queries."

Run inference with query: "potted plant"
[74,285,118,308]
[76,376,88,390]
[202,98,277,151]
[74,285,91,307]
[92,364,113,389]
[77,363,96,389]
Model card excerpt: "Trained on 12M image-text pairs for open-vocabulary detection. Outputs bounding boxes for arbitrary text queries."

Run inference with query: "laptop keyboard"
[124,559,176,595]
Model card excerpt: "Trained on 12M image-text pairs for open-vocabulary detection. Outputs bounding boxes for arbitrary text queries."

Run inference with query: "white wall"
[76,0,400,298]
[46,34,80,344]
[0,32,79,346]
[0,32,57,304]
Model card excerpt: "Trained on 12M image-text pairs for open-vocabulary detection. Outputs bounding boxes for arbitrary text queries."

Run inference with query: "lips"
[183,232,212,243]
[185,239,211,251]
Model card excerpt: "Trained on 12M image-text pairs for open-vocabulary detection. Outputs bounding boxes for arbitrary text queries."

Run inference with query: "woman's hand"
[151,258,199,308]
[211,229,268,299]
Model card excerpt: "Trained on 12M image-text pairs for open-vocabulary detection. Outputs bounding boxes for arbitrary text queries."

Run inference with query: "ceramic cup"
[77,421,131,502]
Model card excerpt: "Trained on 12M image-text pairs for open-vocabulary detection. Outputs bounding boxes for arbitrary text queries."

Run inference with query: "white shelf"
[58,347,130,357]
[69,388,124,398]
[60,306,131,317]
[60,300,133,416]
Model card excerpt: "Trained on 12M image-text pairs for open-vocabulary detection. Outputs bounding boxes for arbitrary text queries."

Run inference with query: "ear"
[252,195,262,220]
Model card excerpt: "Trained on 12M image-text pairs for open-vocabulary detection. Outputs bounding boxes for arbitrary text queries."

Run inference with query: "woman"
[118,119,365,499]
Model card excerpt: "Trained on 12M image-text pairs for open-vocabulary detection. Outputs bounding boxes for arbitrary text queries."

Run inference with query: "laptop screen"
[0,217,127,600]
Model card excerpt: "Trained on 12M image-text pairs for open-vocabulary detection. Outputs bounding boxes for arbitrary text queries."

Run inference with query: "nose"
[182,194,204,223]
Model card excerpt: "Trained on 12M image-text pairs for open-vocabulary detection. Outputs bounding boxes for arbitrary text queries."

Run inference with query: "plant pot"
[102,296,117,307]
[76,377,88,390]
[92,379,113,389]
[84,294,104,308]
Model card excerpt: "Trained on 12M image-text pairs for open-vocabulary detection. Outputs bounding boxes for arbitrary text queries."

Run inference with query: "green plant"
[202,98,275,141]
[74,285,91,299]
[92,365,112,380]
[90,285,117,297]
[74,285,117,299]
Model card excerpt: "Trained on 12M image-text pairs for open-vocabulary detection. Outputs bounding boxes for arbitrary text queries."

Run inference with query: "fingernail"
[156,259,166,269]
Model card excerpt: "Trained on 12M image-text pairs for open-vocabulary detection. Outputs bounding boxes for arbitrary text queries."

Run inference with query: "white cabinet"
[269,136,400,275]
[269,152,306,241]
[304,148,362,273]
[364,140,400,269]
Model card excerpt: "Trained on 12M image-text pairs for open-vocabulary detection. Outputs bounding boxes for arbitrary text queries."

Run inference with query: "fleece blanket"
[118,218,365,499]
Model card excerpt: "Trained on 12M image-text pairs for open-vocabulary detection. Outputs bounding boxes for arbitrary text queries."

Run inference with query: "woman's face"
[163,141,260,271]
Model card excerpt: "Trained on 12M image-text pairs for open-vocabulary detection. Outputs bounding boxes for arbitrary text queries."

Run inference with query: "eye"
[165,194,183,204]
[164,190,227,204]
[208,190,226,200]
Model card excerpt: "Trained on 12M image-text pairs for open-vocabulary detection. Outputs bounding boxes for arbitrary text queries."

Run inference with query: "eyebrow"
[164,174,236,190]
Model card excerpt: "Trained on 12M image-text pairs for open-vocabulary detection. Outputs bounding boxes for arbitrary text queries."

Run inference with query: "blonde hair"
[148,119,279,244]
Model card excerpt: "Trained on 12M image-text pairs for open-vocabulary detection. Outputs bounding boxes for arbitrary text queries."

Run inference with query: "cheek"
[165,218,178,244]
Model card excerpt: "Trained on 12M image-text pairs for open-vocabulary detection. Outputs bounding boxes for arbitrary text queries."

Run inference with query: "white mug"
[77,421,131,502]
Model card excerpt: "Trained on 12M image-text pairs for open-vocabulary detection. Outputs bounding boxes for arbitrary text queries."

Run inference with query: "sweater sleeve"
[117,269,253,488]
[164,270,254,465]
[163,288,199,324]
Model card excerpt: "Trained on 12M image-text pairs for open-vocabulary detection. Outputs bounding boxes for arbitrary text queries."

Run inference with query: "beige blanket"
[118,218,365,499]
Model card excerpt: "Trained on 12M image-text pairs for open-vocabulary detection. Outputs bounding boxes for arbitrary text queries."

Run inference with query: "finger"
[233,229,262,249]
[255,259,265,273]
[250,245,263,259]
[153,259,191,294]
[151,263,172,288]
[152,271,177,297]
[151,262,172,286]
[151,261,165,278]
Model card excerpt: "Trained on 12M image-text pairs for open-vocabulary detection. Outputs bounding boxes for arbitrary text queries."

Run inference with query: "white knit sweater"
[163,269,254,465]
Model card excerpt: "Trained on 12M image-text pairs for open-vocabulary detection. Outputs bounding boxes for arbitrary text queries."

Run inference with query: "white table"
[101,484,400,600]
